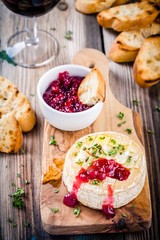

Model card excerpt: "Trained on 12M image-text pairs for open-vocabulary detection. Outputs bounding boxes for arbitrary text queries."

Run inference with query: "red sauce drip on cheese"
[63,158,130,218]
[102,185,115,219]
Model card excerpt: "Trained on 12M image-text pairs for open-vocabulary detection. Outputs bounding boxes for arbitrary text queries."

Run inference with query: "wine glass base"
[6,30,59,68]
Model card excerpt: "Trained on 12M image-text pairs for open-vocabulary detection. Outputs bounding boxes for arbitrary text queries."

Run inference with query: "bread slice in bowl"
[78,68,106,105]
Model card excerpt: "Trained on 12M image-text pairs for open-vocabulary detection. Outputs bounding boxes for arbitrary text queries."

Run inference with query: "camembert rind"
[63,131,146,209]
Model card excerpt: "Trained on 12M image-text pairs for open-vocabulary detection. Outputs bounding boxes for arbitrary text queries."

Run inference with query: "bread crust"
[133,36,160,88]
[11,92,36,132]
[0,111,23,153]
[78,68,106,105]
[75,0,130,14]
[97,2,159,32]
[109,41,139,62]
[75,0,115,14]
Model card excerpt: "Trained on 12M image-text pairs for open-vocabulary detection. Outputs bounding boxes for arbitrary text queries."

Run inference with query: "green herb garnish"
[73,207,81,217]
[89,143,106,156]
[23,221,31,228]
[126,156,132,163]
[126,128,132,134]
[130,204,136,208]
[117,112,124,119]
[108,144,125,156]
[76,142,83,148]
[117,121,126,127]
[50,27,56,31]
[54,189,59,193]
[147,129,155,134]
[64,31,73,40]
[132,100,140,106]
[99,136,105,140]
[155,106,160,112]
[51,208,59,213]
[91,179,100,185]
[110,139,116,144]
[20,147,25,154]
[0,50,17,66]
[75,159,84,165]
[7,218,17,227]
[85,156,89,162]
[24,180,30,185]
[88,136,93,141]
[12,188,25,209]
[49,136,57,145]
[73,152,78,156]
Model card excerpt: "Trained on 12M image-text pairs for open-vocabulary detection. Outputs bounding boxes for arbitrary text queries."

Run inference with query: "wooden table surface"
[0,1,160,239]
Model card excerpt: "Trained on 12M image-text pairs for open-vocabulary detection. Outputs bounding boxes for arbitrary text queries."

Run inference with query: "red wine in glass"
[2,0,60,17]
[2,0,61,68]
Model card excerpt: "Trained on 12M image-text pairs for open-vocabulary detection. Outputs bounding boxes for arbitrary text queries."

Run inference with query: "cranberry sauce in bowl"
[43,71,92,113]
[37,64,104,131]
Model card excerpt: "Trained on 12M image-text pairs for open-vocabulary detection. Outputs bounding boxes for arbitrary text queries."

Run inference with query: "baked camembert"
[63,132,146,218]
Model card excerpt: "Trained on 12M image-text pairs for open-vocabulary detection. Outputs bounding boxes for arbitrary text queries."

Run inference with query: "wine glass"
[2,0,61,68]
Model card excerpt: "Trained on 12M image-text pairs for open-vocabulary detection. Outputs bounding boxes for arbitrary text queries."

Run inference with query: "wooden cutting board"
[40,49,151,235]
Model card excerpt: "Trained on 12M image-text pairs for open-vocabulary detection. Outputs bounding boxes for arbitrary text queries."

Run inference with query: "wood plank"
[40,49,151,235]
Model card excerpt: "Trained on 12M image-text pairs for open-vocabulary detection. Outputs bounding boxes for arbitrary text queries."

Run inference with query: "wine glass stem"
[25,17,39,46]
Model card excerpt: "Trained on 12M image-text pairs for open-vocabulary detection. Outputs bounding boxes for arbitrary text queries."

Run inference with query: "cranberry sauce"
[63,158,130,218]
[102,185,115,219]
[43,71,92,113]
[75,158,130,182]
[63,191,78,208]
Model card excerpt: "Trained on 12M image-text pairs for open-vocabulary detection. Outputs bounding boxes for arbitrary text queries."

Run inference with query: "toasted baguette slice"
[109,22,160,62]
[0,76,19,108]
[133,36,160,88]
[109,42,138,62]
[78,68,106,105]
[97,2,159,32]
[75,0,130,14]
[0,76,36,132]
[75,0,113,14]
[0,111,23,153]
[10,92,36,133]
